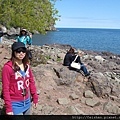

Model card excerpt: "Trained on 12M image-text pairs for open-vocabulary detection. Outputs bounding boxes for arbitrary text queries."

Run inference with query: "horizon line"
[55,27,120,30]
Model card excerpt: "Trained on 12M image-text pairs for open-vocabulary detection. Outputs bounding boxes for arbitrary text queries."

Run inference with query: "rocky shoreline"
[0,38,120,115]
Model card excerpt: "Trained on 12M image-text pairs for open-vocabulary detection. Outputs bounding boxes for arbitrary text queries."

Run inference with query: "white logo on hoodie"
[15,71,30,90]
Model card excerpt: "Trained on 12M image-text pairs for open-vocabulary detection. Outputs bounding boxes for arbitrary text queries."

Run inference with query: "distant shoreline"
[56,27,120,30]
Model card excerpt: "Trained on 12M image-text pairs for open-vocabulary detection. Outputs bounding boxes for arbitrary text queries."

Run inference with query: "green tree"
[0,0,60,34]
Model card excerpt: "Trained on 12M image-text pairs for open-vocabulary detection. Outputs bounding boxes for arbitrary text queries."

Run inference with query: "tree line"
[0,0,60,34]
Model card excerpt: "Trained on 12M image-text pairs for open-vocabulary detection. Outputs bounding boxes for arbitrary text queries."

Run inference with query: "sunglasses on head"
[15,48,26,53]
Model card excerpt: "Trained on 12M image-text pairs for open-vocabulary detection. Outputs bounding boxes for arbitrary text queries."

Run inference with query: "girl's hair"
[19,30,27,37]
[68,47,75,54]
[11,50,29,72]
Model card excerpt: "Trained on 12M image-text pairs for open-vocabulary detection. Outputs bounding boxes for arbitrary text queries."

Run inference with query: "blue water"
[32,28,120,55]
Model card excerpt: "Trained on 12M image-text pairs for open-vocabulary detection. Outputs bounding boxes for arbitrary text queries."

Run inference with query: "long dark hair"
[10,50,29,72]
[67,47,75,54]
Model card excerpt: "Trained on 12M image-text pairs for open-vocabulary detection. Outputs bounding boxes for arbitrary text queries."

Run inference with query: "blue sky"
[54,0,120,29]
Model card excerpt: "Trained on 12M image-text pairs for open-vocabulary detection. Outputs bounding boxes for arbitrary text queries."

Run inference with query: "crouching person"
[63,47,90,76]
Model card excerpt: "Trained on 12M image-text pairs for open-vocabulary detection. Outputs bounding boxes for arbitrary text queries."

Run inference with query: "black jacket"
[63,53,82,66]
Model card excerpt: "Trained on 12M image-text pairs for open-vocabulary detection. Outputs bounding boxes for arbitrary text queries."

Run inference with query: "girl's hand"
[12,39,17,42]
[6,112,14,115]
[33,103,37,109]
[29,34,32,38]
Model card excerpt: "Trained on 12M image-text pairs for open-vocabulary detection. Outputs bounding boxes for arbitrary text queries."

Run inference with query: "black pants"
[27,50,32,60]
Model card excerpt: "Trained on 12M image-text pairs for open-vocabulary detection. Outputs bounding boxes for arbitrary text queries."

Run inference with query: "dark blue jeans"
[69,63,89,75]
[80,64,89,75]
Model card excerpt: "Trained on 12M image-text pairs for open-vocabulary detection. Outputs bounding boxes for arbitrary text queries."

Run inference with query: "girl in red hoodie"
[2,42,38,115]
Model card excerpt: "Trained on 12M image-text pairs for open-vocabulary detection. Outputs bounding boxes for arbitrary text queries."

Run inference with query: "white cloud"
[55,17,120,29]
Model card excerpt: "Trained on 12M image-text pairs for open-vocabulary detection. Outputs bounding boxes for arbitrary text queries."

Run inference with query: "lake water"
[32,28,120,55]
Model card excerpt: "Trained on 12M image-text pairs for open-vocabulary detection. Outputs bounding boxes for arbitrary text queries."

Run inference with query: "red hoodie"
[2,61,38,113]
